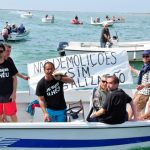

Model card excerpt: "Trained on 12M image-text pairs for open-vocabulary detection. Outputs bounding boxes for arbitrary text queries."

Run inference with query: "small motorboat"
[57,39,150,61]
[41,15,54,23]
[20,12,33,18]
[91,17,114,26]
[70,19,83,25]
[0,89,150,150]
[0,30,30,41]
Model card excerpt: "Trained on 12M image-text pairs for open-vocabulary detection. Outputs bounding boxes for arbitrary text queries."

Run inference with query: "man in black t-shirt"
[36,62,74,122]
[90,75,137,124]
[4,44,29,80]
[100,23,111,48]
[0,43,18,122]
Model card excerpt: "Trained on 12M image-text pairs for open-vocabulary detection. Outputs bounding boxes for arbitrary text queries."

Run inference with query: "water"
[0,9,149,91]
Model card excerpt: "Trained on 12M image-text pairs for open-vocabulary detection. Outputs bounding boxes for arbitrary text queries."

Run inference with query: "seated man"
[18,24,26,34]
[90,75,137,124]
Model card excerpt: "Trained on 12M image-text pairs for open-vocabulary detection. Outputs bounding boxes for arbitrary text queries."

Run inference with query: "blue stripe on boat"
[3,136,150,148]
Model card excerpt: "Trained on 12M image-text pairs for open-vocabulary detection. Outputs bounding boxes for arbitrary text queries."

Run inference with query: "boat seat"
[66,100,85,122]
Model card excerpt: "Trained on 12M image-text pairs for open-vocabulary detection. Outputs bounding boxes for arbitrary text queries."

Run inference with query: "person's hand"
[53,75,62,80]
[136,84,145,91]
[90,112,97,119]
[52,70,64,80]
[10,92,16,102]
[24,76,30,80]
[44,113,50,122]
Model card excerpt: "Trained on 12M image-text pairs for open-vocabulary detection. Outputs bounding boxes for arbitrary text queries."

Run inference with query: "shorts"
[133,93,149,112]
[0,101,17,116]
[46,108,66,122]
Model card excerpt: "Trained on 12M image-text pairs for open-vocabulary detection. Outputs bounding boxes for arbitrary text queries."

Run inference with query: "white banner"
[27,50,133,94]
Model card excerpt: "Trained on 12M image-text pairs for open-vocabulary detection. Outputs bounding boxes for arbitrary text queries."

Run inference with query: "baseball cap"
[143,50,150,55]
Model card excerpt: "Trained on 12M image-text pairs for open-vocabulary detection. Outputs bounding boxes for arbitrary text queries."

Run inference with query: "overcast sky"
[0,0,149,13]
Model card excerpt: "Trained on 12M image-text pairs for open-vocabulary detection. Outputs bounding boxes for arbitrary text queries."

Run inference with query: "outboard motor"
[57,42,68,57]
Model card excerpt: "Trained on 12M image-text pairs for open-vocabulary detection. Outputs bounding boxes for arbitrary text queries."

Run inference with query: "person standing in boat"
[4,44,29,80]
[36,62,74,122]
[129,50,150,119]
[100,23,111,48]
[90,75,137,124]
[0,43,18,122]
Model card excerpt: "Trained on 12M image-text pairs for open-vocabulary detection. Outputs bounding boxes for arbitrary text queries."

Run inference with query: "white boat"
[91,17,114,26]
[0,30,30,41]
[41,16,54,23]
[57,40,150,61]
[0,89,150,150]
[20,12,33,18]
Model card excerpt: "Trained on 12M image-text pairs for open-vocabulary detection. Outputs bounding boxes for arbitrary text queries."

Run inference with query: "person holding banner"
[36,62,74,122]
[90,75,137,124]
[129,50,150,120]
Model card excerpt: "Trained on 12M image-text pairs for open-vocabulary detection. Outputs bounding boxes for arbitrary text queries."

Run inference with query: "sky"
[0,0,149,13]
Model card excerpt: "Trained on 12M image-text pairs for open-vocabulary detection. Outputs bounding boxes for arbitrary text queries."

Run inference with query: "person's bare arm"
[17,73,30,80]
[90,108,106,118]
[10,75,17,101]
[129,65,139,76]
[38,96,49,122]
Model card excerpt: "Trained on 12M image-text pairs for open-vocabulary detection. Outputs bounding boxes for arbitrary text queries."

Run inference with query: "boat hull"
[0,122,150,150]
[61,41,150,61]
[0,30,30,41]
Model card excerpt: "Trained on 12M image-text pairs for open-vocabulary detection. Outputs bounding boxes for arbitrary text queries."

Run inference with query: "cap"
[143,50,150,55]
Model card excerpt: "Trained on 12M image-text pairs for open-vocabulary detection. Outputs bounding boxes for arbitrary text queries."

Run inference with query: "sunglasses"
[143,55,149,58]
[101,80,107,83]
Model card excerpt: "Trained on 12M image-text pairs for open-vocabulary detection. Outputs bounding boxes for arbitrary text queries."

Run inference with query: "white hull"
[20,13,33,18]
[90,17,114,26]
[0,30,30,41]
[62,41,150,61]
[0,89,150,149]
[0,121,150,149]
[41,17,54,23]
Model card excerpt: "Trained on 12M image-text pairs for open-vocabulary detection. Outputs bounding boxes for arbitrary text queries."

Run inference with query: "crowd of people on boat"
[0,42,149,123]
[1,22,26,41]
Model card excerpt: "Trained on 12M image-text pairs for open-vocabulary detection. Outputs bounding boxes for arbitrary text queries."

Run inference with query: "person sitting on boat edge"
[129,50,150,120]
[87,74,108,122]
[89,75,137,124]
[36,62,74,122]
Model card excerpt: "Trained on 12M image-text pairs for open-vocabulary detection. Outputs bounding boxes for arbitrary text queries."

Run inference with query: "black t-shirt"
[7,57,18,74]
[0,59,18,96]
[100,28,110,43]
[100,89,132,124]
[36,77,66,110]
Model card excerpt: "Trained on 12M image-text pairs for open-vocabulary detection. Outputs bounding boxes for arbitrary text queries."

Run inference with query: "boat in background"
[41,15,54,23]
[0,89,150,150]
[57,39,150,61]
[70,19,83,25]
[90,17,114,26]
[0,30,30,41]
[20,12,33,18]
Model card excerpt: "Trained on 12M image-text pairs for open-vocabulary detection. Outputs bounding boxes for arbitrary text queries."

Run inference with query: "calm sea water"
[0,9,149,91]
